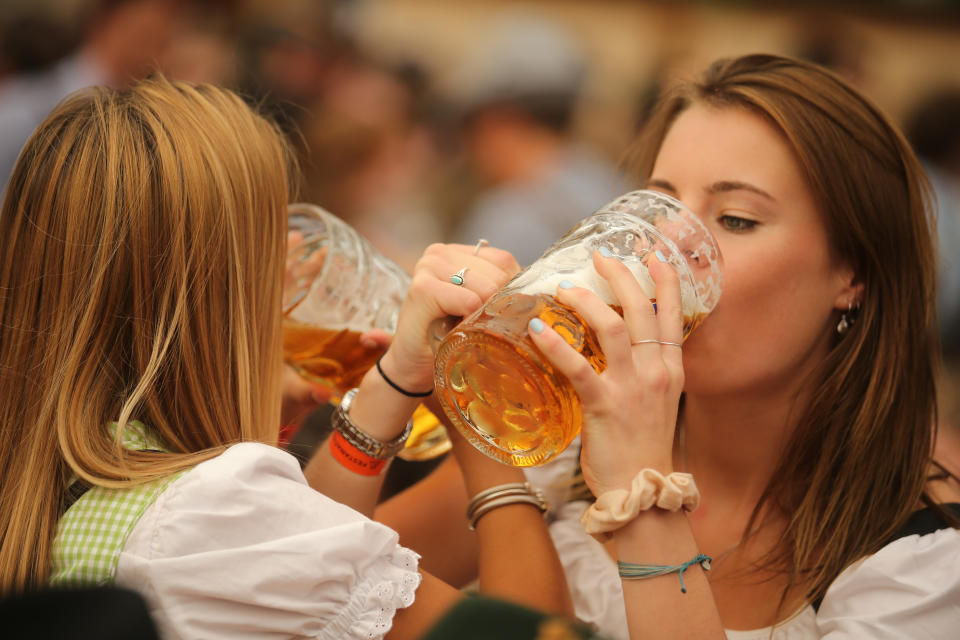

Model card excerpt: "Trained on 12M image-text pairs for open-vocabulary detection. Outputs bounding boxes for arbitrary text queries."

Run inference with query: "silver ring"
[473,238,489,256]
[631,339,682,347]
[450,267,468,286]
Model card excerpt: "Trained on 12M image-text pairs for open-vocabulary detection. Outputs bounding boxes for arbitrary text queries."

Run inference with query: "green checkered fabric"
[50,421,185,587]
[110,419,168,452]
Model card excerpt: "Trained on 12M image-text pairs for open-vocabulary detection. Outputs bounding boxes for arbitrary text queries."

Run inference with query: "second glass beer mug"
[434,190,723,467]
[283,203,410,392]
[283,203,450,460]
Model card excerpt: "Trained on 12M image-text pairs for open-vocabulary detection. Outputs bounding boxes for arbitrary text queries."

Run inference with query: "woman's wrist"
[593,457,674,495]
[378,348,435,397]
[466,482,549,530]
[582,468,699,539]
[434,404,528,495]
[451,428,528,495]
[346,365,423,441]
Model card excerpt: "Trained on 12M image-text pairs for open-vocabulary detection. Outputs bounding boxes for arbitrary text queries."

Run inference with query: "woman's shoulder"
[816,505,960,637]
[117,442,422,639]
[135,441,404,555]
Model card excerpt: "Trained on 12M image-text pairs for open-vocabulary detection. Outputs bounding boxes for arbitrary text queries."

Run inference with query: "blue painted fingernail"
[652,302,658,314]
[655,249,667,262]
[529,317,546,333]
[559,279,575,289]
[598,246,613,258]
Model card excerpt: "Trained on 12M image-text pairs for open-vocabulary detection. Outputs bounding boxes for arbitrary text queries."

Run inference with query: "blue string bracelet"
[617,554,712,593]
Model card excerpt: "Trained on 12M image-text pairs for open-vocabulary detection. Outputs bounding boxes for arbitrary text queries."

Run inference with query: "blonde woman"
[379,54,960,639]
[0,78,574,638]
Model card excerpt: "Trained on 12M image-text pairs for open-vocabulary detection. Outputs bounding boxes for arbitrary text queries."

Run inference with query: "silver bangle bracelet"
[467,482,531,508]
[466,482,549,531]
[331,388,412,460]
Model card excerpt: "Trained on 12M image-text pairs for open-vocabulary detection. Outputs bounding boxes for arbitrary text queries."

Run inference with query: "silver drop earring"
[837,301,856,335]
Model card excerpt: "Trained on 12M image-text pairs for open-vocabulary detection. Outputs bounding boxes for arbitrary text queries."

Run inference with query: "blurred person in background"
[905,88,960,358]
[794,20,869,94]
[452,9,628,267]
[237,1,450,272]
[0,0,185,192]
[0,1,83,82]
[235,0,335,135]
[297,51,446,272]
[156,2,240,87]
[906,88,960,478]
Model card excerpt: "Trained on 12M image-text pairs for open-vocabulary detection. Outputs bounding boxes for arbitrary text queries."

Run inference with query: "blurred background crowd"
[2,0,959,468]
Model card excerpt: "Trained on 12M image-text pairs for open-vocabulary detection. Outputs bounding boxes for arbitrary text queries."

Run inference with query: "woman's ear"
[833,265,865,310]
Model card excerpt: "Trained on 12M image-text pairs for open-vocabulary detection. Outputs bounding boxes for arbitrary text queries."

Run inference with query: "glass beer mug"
[433,190,723,467]
[283,203,450,461]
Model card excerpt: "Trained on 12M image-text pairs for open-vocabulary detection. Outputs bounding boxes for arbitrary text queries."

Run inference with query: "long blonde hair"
[628,54,943,607]
[0,78,293,593]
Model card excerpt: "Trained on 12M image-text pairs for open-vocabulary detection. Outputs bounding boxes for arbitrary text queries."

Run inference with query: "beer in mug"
[434,190,723,467]
[283,203,450,460]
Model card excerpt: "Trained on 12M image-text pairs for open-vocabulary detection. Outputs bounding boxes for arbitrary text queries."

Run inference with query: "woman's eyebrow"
[646,178,676,194]
[646,178,775,203]
[707,180,776,202]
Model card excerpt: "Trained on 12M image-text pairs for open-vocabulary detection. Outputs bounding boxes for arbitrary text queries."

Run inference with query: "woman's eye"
[719,215,757,232]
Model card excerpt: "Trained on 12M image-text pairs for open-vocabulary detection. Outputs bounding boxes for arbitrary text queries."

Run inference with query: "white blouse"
[116,443,422,640]
[524,438,960,640]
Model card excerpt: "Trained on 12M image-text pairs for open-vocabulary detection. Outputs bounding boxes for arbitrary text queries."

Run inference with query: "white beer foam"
[516,260,706,319]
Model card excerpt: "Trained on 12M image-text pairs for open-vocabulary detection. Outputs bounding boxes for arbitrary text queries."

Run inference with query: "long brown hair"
[0,78,294,593]
[628,54,943,606]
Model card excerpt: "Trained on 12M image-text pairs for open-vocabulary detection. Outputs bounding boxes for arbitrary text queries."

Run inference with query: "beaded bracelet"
[328,388,411,475]
[331,388,411,459]
[618,554,712,594]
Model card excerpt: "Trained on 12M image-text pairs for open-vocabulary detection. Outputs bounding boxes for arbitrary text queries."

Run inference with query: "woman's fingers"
[402,242,520,348]
[554,283,635,374]
[408,271,483,321]
[286,230,304,253]
[589,249,685,377]
[527,318,605,402]
[285,238,327,299]
[523,251,685,493]
[280,365,332,427]
[388,242,518,392]
[592,250,659,345]
[445,242,522,278]
[552,250,669,375]
[416,244,516,304]
[359,329,392,350]
[647,252,684,370]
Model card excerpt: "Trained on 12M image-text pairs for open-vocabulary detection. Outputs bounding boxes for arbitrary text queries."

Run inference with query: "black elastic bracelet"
[376,355,433,397]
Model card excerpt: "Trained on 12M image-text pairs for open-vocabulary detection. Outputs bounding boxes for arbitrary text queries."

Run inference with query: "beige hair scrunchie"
[581,469,700,538]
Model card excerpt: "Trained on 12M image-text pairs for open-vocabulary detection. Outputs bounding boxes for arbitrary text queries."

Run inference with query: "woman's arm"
[301,364,423,517]
[386,571,464,640]
[375,454,480,587]
[302,242,573,633]
[377,407,577,615]
[303,243,520,516]
[445,414,573,616]
[385,430,576,640]
[529,250,725,639]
